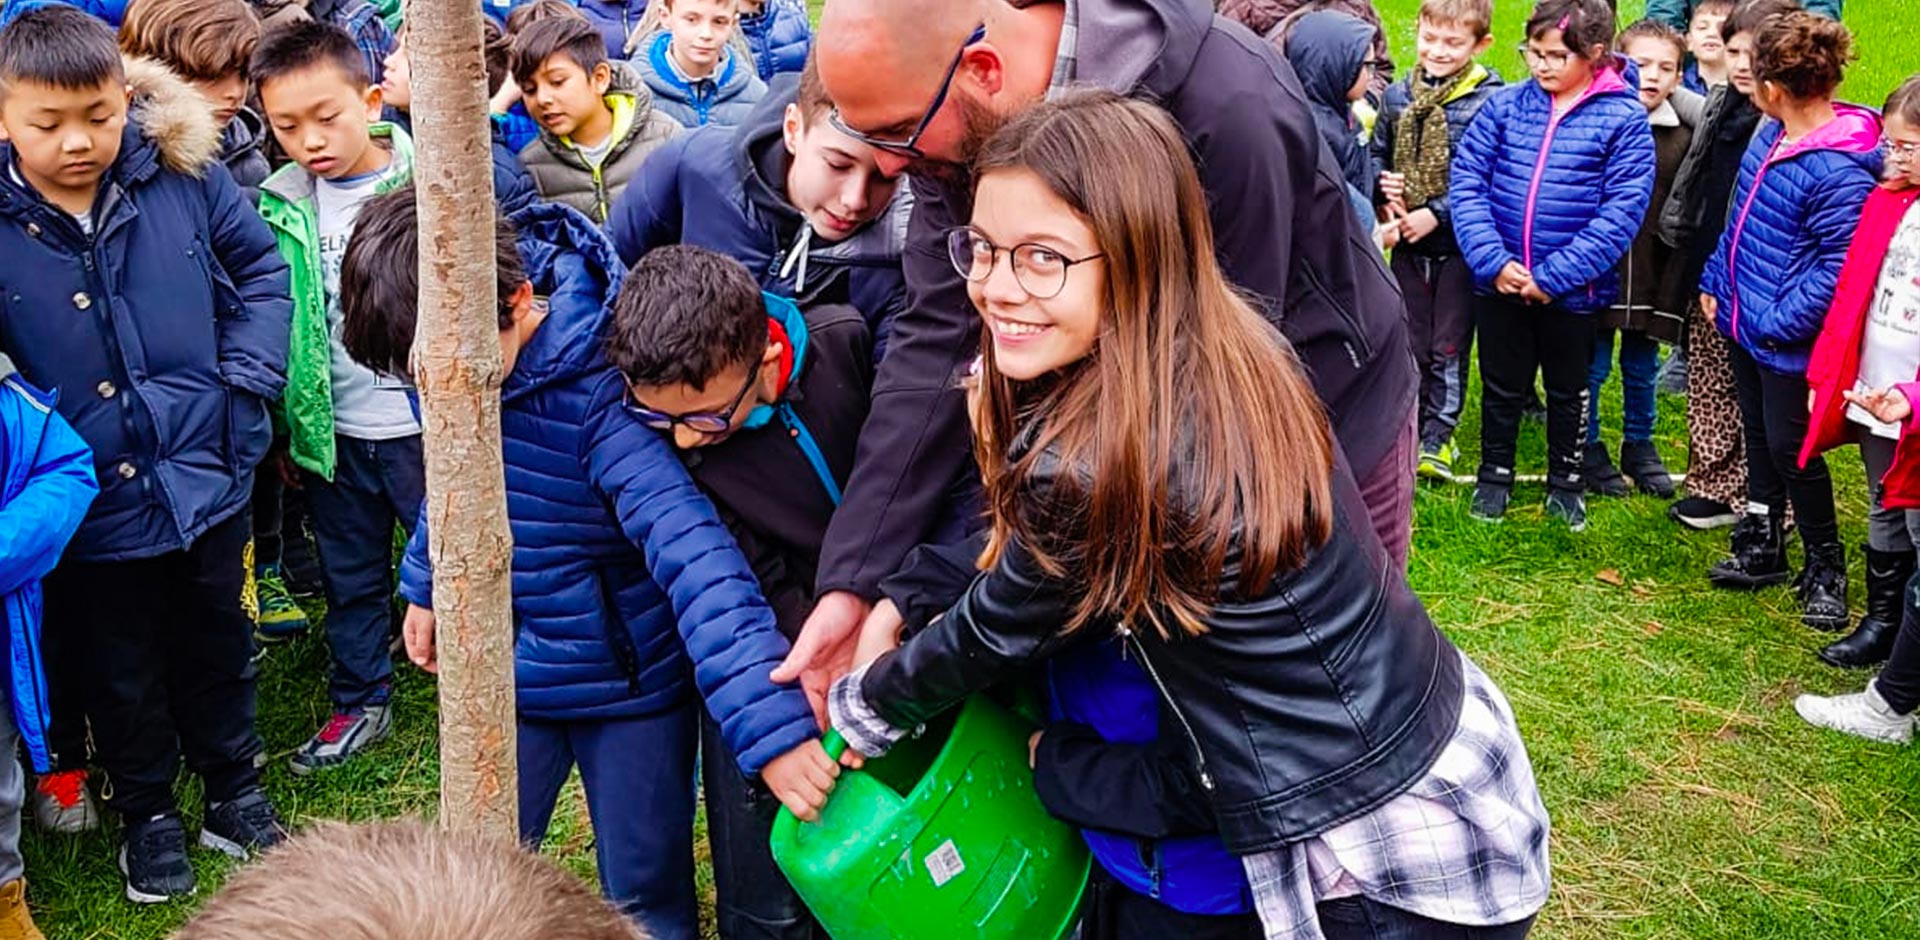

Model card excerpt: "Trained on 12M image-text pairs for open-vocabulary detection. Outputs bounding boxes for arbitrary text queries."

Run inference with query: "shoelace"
[35,770,86,809]
[317,711,360,745]
[134,817,189,869]
[222,795,283,839]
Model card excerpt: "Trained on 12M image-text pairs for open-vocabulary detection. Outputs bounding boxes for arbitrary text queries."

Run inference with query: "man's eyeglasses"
[946,227,1104,301]
[1517,45,1575,70]
[624,367,759,435]
[827,24,987,160]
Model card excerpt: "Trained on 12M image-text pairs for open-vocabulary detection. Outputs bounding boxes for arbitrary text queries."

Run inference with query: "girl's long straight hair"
[970,90,1336,641]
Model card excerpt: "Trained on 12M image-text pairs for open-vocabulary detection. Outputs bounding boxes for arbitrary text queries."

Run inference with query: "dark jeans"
[1476,296,1597,491]
[1588,328,1659,445]
[1727,346,1838,548]
[520,704,698,940]
[1078,867,1535,940]
[1394,252,1474,450]
[1318,897,1536,940]
[700,713,827,940]
[301,434,424,709]
[41,511,264,818]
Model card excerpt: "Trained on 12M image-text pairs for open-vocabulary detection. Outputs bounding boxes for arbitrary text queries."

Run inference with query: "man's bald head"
[816,0,987,126]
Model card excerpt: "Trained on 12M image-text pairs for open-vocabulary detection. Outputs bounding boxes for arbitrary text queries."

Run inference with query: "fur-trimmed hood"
[122,55,222,177]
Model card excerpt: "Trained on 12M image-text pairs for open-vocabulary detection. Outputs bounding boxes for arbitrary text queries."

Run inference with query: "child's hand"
[488,81,521,115]
[853,599,906,671]
[763,739,841,823]
[1808,388,1818,414]
[1378,170,1406,206]
[1028,730,1043,770]
[403,604,438,674]
[1495,262,1533,295]
[1400,208,1441,244]
[1699,293,1717,320]
[1520,280,1553,305]
[1843,386,1915,425]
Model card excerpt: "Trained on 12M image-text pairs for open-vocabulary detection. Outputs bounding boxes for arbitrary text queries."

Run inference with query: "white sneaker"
[1794,682,1916,745]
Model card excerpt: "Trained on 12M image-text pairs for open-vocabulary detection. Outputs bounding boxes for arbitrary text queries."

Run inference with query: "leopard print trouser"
[1685,299,1749,508]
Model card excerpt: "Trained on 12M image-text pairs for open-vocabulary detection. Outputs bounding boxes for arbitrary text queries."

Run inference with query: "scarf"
[1395,68,1474,211]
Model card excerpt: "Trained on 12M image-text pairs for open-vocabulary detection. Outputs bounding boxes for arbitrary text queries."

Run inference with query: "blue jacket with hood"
[633,30,768,128]
[1284,9,1379,215]
[609,73,911,359]
[1703,106,1883,375]
[396,204,815,775]
[0,355,96,773]
[1450,55,1656,312]
[737,0,811,81]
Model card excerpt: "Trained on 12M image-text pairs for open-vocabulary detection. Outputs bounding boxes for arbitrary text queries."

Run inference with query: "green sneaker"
[1417,440,1456,482]
[254,566,310,641]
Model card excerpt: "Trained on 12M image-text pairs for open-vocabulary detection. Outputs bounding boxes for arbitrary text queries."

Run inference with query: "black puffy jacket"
[860,445,1464,854]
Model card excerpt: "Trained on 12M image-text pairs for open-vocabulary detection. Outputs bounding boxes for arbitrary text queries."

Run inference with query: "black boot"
[1798,542,1850,632]
[1583,443,1631,497]
[1709,512,1790,589]
[1820,547,1914,667]
[1619,440,1677,499]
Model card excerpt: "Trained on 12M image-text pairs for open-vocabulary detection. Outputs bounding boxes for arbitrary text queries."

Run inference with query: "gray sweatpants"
[1857,428,1920,554]
[0,678,24,885]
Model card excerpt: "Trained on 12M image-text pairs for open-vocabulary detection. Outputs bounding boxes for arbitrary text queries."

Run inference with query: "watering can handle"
[769,730,850,844]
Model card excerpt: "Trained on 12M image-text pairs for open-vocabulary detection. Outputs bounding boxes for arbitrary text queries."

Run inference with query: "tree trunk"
[408,0,518,838]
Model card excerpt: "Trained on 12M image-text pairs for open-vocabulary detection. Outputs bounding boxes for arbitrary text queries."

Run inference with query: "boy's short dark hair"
[0,5,125,97]
[482,18,511,97]
[1722,0,1800,41]
[340,186,528,378]
[1886,73,1920,127]
[510,13,605,87]
[119,0,262,83]
[1525,0,1617,56]
[1750,9,1852,100]
[1418,0,1494,40]
[607,246,768,391]
[1618,18,1687,60]
[505,0,587,37]
[174,820,644,940]
[250,18,371,92]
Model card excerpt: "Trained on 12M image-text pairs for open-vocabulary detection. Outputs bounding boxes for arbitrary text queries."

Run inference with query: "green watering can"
[769,694,1090,940]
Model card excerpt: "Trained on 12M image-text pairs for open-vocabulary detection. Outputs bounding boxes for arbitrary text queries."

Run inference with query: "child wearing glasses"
[1792,74,1920,672]
[608,245,871,940]
[1698,9,1879,629]
[336,189,836,940]
[1450,0,1655,530]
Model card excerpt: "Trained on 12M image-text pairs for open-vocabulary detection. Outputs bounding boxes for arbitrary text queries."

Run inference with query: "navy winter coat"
[1285,10,1378,210]
[609,75,911,358]
[737,0,811,81]
[577,0,648,61]
[634,30,768,128]
[1369,63,1504,257]
[1704,105,1882,375]
[0,59,292,562]
[397,204,815,775]
[1450,57,1656,312]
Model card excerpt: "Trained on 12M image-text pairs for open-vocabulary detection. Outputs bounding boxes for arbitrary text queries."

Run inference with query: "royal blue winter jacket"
[609,75,911,358]
[634,31,768,128]
[0,356,96,773]
[0,0,125,28]
[397,204,815,775]
[1450,57,1656,313]
[0,66,292,562]
[737,0,811,81]
[1703,106,1883,375]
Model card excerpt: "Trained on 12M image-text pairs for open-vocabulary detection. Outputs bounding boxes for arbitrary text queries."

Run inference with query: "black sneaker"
[200,789,288,859]
[1583,444,1631,498]
[1471,481,1512,522]
[1619,440,1677,499]
[120,813,195,904]
[1546,488,1588,532]
[1670,496,1740,530]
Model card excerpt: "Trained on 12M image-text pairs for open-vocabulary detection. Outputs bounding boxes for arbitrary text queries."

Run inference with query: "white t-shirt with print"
[315,164,420,440]
[1850,201,1920,439]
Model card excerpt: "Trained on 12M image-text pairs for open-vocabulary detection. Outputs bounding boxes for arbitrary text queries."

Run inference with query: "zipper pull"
[1198,769,1215,792]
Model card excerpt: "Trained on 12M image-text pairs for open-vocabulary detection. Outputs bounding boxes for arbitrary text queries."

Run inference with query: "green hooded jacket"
[257,122,415,481]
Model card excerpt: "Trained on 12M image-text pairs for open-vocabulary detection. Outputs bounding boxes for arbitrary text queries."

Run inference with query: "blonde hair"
[1418,0,1493,39]
[172,820,646,940]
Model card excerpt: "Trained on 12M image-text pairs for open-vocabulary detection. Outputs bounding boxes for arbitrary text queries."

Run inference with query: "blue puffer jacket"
[0,61,292,562]
[609,75,911,358]
[634,30,768,128]
[738,0,810,81]
[0,355,97,773]
[397,204,815,774]
[1450,56,1656,312]
[1704,106,1883,375]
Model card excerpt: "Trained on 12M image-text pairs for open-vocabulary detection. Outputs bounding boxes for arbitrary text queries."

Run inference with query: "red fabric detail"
[34,769,86,809]
[767,316,795,398]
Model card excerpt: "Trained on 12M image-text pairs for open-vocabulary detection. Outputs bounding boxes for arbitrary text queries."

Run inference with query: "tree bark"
[408,0,518,838]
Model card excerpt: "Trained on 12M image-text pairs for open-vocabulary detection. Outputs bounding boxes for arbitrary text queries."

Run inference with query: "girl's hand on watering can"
[853,599,907,670]
[764,739,842,823]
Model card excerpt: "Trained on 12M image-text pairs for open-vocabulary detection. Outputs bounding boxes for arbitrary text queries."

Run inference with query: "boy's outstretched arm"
[0,391,97,596]
[205,165,294,399]
[579,372,818,776]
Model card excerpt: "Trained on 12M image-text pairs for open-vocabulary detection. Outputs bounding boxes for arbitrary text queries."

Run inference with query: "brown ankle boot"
[0,880,44,940]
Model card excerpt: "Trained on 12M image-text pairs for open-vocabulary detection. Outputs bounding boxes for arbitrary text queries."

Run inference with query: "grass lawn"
[22,1,1920,937]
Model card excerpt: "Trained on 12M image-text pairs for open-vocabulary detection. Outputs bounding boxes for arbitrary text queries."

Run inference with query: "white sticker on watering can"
[925,839,966,887]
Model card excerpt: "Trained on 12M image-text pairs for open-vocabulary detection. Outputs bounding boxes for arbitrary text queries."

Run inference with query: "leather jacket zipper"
[1118,623,1215,793]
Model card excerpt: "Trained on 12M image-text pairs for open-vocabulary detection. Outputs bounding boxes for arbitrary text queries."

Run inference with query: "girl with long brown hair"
[826,90,1550,940]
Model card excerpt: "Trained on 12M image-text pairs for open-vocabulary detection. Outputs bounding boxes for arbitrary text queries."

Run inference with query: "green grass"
[23,1,1920,937]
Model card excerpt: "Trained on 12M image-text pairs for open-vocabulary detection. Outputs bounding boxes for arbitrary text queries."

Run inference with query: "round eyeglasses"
[946,227,1104,301]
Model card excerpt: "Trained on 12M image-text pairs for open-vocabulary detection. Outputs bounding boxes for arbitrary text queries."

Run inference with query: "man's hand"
[772,591,872,729]
[1844,385,1916,425]
[1400,207,1441,244]
[1495,262,1533,295]
[402,603,438,674]
[762,739,840,823]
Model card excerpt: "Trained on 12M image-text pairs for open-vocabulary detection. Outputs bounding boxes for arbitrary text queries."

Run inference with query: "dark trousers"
[1318,897,1536,939]
[1475,295,1597,491]
[1878,573,1920,715]
[41,511,264,818]
[1395,252,1474,450]
[1079,867,1534,940]
[300,434,424,709]
[520,703,698,940]
[249,452,313,573]
[700,712,827,940]
[1727,346,1838,548]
